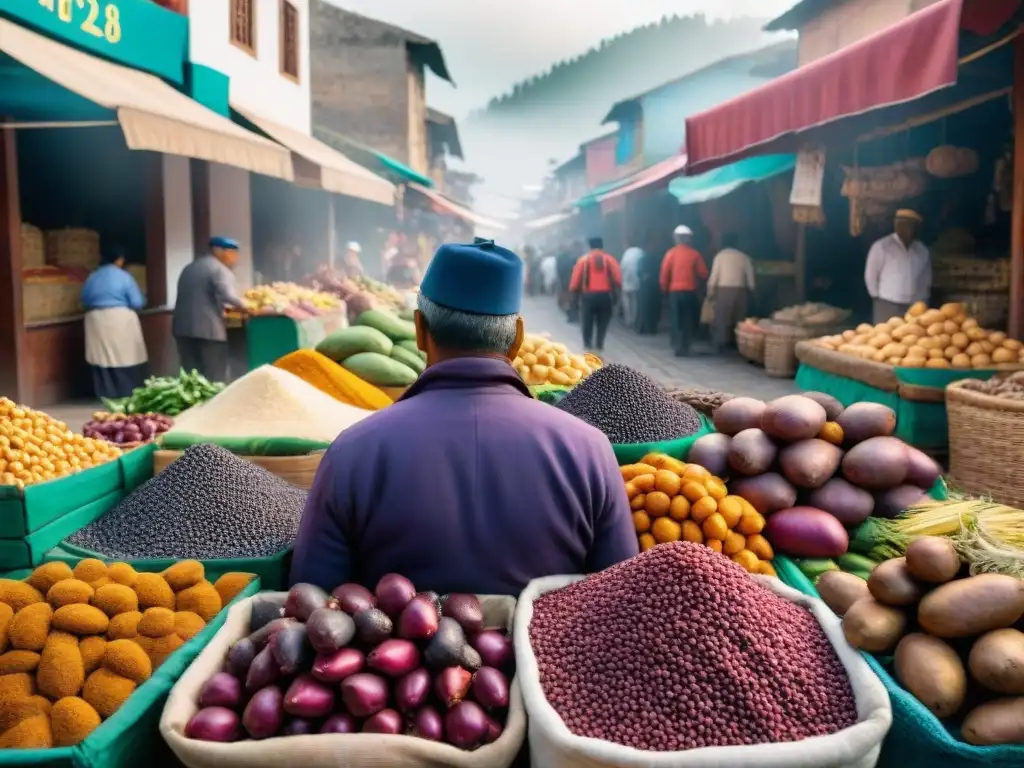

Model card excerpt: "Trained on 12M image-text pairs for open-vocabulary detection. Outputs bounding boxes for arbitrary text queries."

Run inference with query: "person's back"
[173,256,219,339]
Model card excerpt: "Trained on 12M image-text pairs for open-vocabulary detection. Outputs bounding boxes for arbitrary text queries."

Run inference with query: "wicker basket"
[764,324,818,378]
[939,292,1009,328]
[22,279,83,323]
[20,223,44,269]
[795,341,901,392]
[946,381,1024,506]
[736,325,766,364]
[933,257,1009,292]
[45,227,100,269]
[153,450,323,490]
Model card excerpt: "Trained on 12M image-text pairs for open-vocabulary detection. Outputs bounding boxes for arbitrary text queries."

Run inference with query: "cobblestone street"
[520,295,798,401]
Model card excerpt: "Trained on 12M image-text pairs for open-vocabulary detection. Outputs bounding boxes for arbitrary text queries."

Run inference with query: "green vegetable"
[838,553,879,573]
[103,369,224,417]
[794,558,840,583]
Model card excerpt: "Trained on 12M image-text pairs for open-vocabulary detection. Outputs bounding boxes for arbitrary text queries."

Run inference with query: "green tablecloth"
[245,312,346,370]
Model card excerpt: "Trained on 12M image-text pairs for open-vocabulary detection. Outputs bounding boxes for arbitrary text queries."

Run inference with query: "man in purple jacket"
[290,238,637,595]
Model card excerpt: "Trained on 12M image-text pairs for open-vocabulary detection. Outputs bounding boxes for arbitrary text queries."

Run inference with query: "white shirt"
[540,255,557,290]
[708,248,755,290]
[864,234,932,304]
[620,247,645,291]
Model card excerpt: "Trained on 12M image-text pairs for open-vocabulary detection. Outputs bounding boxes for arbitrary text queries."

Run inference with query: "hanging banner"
[790,148,826,207]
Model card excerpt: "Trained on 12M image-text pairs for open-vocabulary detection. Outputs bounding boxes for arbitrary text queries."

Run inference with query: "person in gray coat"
[173,236,245,383]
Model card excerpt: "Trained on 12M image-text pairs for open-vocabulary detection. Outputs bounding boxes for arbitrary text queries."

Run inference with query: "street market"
[3,0,1024,767]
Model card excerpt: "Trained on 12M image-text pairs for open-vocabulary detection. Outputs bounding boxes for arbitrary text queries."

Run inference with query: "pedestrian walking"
[865,209,931,323]
[660,225,708,356]
[636,243,663,334]
[569,236,622,352]
[707,233,756,353]
[619,240,645,330]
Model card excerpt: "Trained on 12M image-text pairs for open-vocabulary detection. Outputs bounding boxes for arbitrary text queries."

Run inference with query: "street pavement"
[520,295,798,401]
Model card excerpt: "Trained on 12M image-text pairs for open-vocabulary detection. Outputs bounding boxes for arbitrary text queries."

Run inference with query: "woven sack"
[514,574,892,768]
[161,593,526,768]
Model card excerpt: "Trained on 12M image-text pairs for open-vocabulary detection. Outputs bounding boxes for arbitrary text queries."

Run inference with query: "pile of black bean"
[529,543,859,752]
[66,444,305,559]
[555,364,702,443]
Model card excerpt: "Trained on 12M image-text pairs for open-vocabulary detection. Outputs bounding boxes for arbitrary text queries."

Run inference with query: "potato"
[927,348,945,359]
[961,317,979,330]
[993,347,1015,363]
[971,354,992,368]
[856,323,874,334]
[918,574,1024,638]
[843,598,907,652]
[951,354,972,369]
[901,357,925,367]
[917,337,940,349]
[944,320,961,335]
[893,324,924,340]
[1003,338,1023,351]
[962,697,1024,746]
[936,333,952,347]
[872,350,887,363]
[920,309,944,326]
[980,340,995,354]
[894,633,967,718]
[817,571,870,617]
[926,358,950,368]
[969,628,1024,695]
[989,330,1007,344]
[943,346,961,359]
[905,345,926,358]
[907,301,927,316]
[867,558,923,606]
[904,536,960,583]
[926,322,946,337]
[967,327,987,342]
[951,332,970,349]
[965,342,984,357]
[940,302,963,318]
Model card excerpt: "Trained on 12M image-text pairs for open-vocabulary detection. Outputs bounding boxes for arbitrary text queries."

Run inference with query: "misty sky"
[325,0,797,118]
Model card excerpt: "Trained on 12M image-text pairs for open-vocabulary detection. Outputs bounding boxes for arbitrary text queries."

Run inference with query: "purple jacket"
[289,356,637,595]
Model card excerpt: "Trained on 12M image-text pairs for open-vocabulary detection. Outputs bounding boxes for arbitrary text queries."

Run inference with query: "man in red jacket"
[569,236,622,352]
[660,225,708,356]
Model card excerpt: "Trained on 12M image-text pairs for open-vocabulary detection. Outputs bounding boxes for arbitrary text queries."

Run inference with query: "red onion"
[283,674,335,719]
[185,706,242,742]
[242,685,284,740]
[435,666,472,708]
[375,573,417,617]
[441,594,485,634]
[409,706,444,741]
[198,672,243,709]
[362,708,403,734]
[482,714,503,744]
[471,667,509,710]
[311,647,364,683]
[397,596,440,641]
[471,630,513,670]
[320,713,357,734]
[445,700,488,749]
[394,667,431,713]
[331,583,376,615]
[367,639,420,678]
[281,718,317,735]
[340,673,389,717]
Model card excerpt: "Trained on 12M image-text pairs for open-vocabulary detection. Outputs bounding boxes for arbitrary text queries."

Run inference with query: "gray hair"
[416,294,518,353]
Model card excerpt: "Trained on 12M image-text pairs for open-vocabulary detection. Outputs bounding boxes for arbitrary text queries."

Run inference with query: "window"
[280,1,300,81]
[230,0,255,55]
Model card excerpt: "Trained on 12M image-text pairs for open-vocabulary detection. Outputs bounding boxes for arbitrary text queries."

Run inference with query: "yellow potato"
[521,352,537,366]
[944,346,961,359]
[951,354,972,369]
[965,342,984,357]
[886,356,903,365]
[901,357,926,368]
[936,333,952,347]
[980,340,995,354]
[970,354,992,368]
[989,331,1007,345]
[905,345,926,358]
[927,348,945,359]
[907,301,927,317]
[961,318,979,330]
[951,333,969,349]
[1003,339,1023,351]
[842,329,856,341]
[943,320,961,335]
[872,349,887,363]
[940,302,963,318]
[917,337,940,350]
[926,358,950,368]
[856,323,874,334]
[926,322,946,337]
[920,309,944,326]
[992,347,1015,363]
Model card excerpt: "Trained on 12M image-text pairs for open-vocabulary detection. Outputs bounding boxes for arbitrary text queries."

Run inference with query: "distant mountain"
[461,14,780,217]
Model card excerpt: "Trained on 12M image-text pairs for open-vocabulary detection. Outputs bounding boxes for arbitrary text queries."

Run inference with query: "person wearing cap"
[660,225,708,356]
[172,236,246,383]
[79,245,148,398]
[569,236,622,352]
[342,241,364,278]
[865,209,932,323]
[707,232,756,353]
[290,238,638,596]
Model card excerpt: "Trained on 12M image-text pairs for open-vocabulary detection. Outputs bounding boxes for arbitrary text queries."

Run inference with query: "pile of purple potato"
[185,576,514,749]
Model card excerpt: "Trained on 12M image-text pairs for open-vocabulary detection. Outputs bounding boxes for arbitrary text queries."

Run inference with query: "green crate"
[119,442,157,493]
[23,490,123,567]
[0,540,31,571]
[45,542,293,590]
[0,461,123,540]
[0,576,261,768]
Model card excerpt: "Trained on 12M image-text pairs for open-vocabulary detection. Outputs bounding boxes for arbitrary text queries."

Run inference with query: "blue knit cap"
[209,236,239,250]
[420,238,523,315]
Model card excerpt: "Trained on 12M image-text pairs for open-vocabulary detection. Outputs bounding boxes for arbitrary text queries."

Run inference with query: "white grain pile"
[165,365,371,441]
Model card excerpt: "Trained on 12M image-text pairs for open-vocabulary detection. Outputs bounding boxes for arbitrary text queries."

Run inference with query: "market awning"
[312,125,434,188]
[596,154,689,204]
[683,0,1021,174]
[525,211,575,230]
[0,19,293,181]
[668,154,796,206]
[408,183,507,231]
[233,107,394,205]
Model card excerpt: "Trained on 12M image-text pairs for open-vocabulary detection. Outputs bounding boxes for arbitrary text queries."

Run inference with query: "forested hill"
[461,14,777,217]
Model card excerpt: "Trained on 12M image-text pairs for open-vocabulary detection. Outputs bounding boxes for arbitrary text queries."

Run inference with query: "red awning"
[684,0,1015,174]
[597,154,688,203]
[408,183,507,231]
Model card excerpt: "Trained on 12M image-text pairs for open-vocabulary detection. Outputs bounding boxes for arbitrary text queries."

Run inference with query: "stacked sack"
[0,559,254,748]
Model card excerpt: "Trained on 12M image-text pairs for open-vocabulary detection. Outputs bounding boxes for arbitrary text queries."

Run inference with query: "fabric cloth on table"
[712,286,749,350]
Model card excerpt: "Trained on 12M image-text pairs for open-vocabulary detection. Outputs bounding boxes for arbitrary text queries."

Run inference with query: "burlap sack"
[514,575,892,768]
[161,592,524,768]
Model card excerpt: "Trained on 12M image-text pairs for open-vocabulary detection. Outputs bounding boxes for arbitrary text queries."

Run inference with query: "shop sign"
[790,148,826,208]
[0,0,187,84]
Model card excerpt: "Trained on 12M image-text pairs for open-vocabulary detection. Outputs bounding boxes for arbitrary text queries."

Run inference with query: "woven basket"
[736,325,766,364]
[764,324,818,378]
[933,257,1009,292]
[946,382,1024,506]
[795,341,901,392]
[22,280,83,322]
[45,227,100,269]
[154,450,322,490]
[20,223,45,269]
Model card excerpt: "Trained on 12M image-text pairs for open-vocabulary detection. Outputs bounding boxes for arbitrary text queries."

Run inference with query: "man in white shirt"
[619,241,645,330]
[540,253,558,295]
[707,233,756,353]
[864,209,932,323]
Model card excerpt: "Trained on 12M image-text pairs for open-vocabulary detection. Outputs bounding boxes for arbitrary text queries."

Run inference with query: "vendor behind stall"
[865,209,932,323]
[79,245,148,398]
[290,238,637,595]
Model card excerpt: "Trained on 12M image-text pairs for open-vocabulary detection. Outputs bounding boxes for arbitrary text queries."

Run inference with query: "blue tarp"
[668,153,795,205]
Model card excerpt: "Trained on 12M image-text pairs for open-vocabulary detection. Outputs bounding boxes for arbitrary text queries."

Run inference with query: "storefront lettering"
[37,0,121,44]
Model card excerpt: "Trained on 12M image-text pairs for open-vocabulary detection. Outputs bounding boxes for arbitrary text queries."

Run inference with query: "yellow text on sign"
[37,0,121,44]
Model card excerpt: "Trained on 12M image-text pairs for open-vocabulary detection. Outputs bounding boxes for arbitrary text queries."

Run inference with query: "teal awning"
[668,154,795,205]
[575,177,631,208]
[371,149,434,187]
[313,124,433,188]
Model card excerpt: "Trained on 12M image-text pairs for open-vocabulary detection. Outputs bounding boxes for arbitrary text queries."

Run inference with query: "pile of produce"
[305,268,408,320]
[82,412,172,447]
[103,370,224,417]
[957,370,1024,399]
[555,364,702,444]
[316,310,424,389]
[65,444,305,560]
[529,542,858,752]
[814,301,1024,368]
[688,394,940,562]
[185,577,514,749]
[622,453,775,575]
[665,387,734,418]
[273,350,393,411]
[164,366,371,443]
[240,283,343,318]
[0,559,254,748]
[512,334,600,387]
[0,399,121,490]
[829,536,1024,746]
[771,302,850,327]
